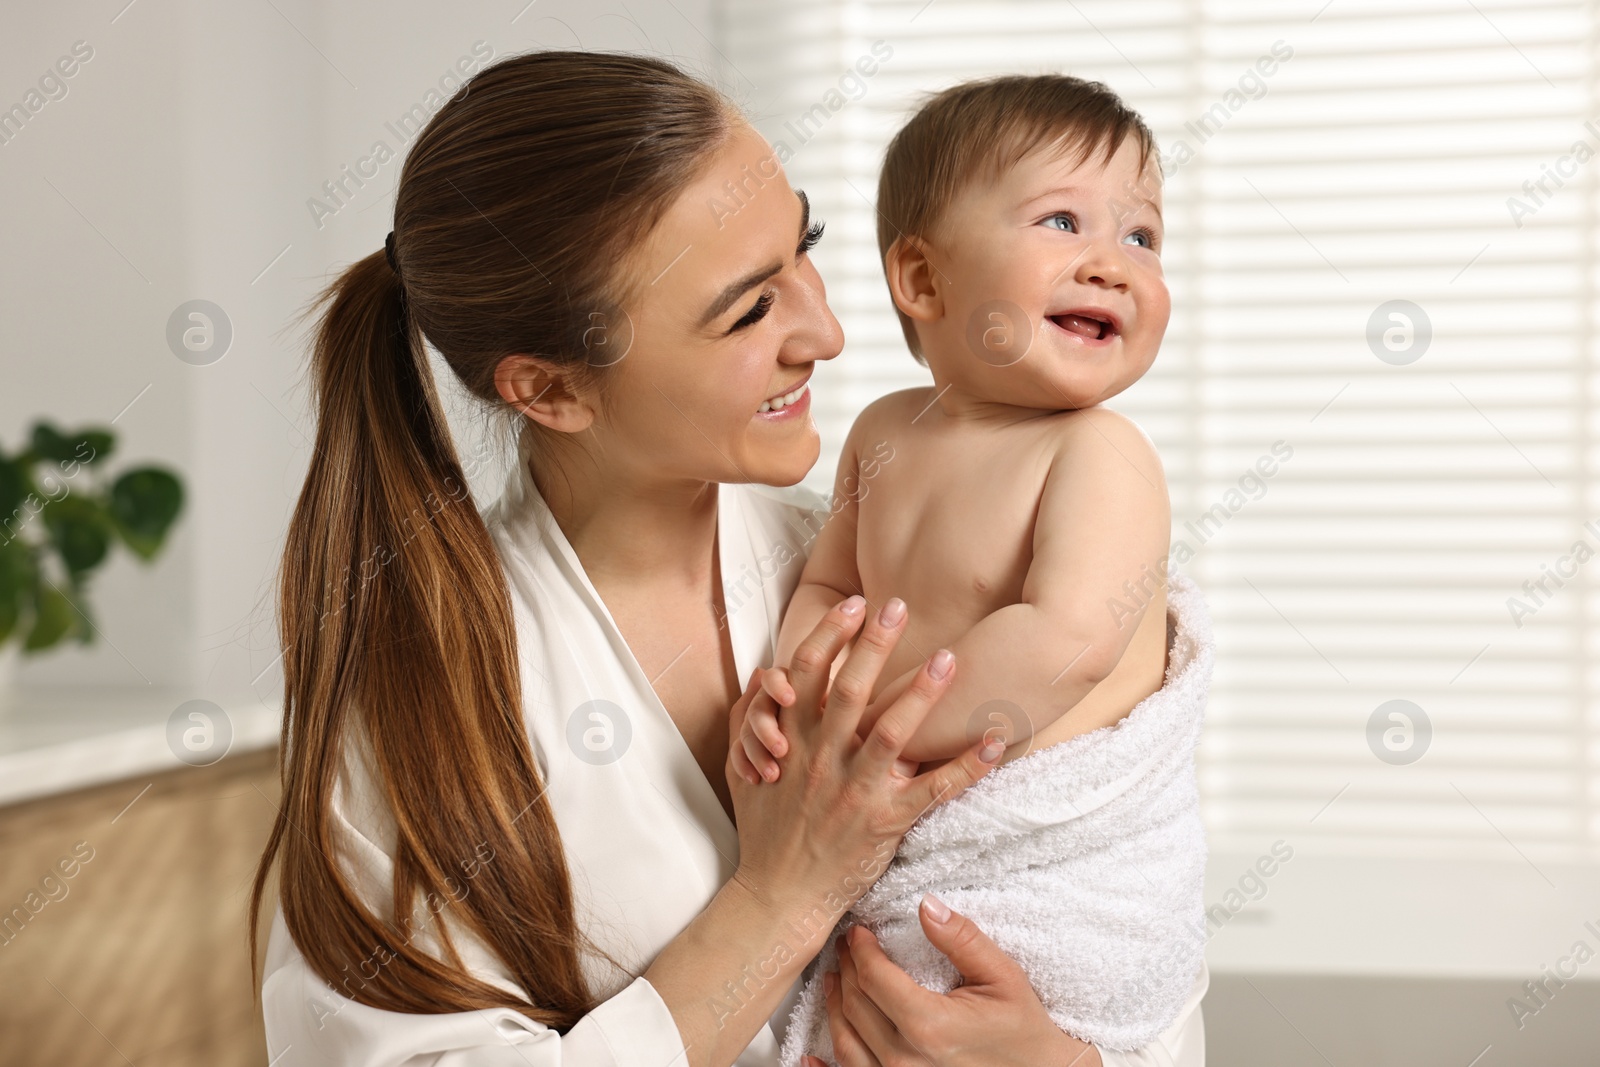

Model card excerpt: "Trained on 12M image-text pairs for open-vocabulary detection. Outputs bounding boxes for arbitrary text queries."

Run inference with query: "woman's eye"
[1041,212,1077,233]
[730,291,775,332]
[798,219,825,256]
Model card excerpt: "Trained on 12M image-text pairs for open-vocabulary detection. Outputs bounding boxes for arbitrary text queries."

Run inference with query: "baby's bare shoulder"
[1048,405,1166,486]
[857,386,934,426]
[844,387,934,443]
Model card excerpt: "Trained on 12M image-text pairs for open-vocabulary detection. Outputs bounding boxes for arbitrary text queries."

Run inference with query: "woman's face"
[582,121,844,489]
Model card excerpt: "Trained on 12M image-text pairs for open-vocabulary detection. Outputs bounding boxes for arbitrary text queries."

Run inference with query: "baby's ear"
[884,235,943,324]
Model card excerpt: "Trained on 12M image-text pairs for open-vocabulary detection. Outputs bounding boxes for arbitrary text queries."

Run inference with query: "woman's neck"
[530,454,720,590]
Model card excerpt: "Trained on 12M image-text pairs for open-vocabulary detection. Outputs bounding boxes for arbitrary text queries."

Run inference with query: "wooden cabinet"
[0,748,278,1066]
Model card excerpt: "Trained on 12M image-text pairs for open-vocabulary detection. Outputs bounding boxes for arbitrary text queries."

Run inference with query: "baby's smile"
[1045,306,1123,344]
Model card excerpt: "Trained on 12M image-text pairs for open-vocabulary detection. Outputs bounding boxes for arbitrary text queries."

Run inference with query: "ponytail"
[251,253,593,1024]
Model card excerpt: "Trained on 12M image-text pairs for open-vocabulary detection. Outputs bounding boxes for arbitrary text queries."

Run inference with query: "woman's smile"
[756,375,811,418]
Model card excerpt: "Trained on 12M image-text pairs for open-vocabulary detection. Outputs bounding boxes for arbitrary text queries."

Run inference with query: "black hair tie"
[384,230,400,274]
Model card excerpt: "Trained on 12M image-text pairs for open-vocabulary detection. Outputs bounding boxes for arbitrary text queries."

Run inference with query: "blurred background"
[2,1,1597,1064]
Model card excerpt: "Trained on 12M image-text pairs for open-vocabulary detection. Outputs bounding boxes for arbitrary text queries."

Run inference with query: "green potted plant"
[0,421,184,705]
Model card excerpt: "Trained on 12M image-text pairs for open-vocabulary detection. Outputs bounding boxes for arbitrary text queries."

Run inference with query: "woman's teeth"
[758,385,806,413]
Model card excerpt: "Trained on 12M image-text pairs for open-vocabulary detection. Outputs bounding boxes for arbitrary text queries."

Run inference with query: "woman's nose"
[785,266,846,362]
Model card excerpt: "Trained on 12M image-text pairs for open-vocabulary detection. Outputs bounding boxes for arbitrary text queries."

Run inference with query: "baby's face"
[918,133,1169,410]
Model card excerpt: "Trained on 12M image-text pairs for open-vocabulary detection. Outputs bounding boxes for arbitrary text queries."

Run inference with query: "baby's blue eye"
[1124,230,1152,248]
[1041,212,1077,233]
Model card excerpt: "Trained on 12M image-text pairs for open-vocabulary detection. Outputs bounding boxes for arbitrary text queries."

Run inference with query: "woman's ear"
[493,355,596,434]
[884,235,944,326]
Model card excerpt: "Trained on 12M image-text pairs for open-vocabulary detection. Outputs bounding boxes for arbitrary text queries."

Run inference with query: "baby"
[740,75,1214,1060]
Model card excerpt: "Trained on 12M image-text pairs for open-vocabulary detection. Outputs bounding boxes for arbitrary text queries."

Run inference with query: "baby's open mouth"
[1048,312,1118,341]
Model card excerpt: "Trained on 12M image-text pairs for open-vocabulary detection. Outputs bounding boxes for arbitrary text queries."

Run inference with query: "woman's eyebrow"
[698,190,811,328]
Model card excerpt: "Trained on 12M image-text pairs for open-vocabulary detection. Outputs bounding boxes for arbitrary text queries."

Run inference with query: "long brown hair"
[250,50,733,1027]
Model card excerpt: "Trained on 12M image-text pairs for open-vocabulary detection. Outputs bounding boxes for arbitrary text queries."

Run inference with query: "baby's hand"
[734,662,917,784]
[732,667,797,784]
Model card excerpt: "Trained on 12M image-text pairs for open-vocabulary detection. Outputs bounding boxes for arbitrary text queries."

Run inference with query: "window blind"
[713,0,1599,865]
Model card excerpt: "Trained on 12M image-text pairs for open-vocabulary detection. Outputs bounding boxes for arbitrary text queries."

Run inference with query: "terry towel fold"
[779,566,1214,1062]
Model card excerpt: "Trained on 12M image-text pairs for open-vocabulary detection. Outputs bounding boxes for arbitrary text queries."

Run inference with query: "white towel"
[779,566,1213,1062]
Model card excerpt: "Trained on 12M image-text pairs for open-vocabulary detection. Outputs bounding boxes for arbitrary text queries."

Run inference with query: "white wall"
[1,0,713,704]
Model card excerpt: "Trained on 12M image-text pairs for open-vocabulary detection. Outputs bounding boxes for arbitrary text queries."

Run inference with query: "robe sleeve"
[262,924,686,1067]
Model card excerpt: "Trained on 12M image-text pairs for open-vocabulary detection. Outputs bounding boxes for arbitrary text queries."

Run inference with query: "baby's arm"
[735,410,876,781]
[772,412,873,669]
[859,407,1172,763]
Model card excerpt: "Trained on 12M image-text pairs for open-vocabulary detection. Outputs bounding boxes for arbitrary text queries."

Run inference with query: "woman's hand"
[723,597,1002,950]
[805,894,1102,1067]
[646,601,996,1067]
[734,600,918,784]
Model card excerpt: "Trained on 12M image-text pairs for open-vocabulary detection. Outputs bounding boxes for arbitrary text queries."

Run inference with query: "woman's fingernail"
[929,648,954,680]
[823,971,837,997]
[878,597,906,627]
[840,595,865,616]
[980,739,1004,763]
[921,892,952,923]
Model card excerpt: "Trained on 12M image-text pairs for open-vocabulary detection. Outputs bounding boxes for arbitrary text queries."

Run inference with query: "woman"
[251,51,1205,1067]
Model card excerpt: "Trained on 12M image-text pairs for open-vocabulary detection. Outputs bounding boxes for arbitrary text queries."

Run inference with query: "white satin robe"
[260,436,1207,1066]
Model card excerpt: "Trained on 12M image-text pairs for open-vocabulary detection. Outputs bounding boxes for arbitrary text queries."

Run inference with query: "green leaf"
[29,422,115,466]
[29,422,69,460]
[29,423,72,462]
[76,431,114,463]
[109,467,184,560]
[24,581,76,651]
[42,496,111,574]
[0,539,32,645]
[0,459,26,531]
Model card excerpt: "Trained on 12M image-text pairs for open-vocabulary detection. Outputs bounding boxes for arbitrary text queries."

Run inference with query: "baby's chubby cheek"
[950,230,1040,295]
[1130,276,1172,337]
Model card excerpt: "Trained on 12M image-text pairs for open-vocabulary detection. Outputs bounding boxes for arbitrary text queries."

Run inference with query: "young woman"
[251,50,1204,1067]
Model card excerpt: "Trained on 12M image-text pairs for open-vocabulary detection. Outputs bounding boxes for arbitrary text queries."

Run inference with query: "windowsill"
[0,686,281,806]
[1203,851,1600,980]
